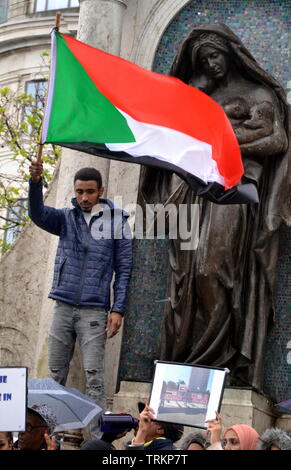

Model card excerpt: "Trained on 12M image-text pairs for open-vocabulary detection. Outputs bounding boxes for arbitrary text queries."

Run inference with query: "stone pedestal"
[220,388,277,434]
[112,380,151,415]
[275,414,291,431]
[110,381,291,449]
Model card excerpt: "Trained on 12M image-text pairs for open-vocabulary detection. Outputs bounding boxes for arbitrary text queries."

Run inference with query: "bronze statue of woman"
[139,23,290,391]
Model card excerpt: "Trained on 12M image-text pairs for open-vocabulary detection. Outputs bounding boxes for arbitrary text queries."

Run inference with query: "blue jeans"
[48,301,107,438]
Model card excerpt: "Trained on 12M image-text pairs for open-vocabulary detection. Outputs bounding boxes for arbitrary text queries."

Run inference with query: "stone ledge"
[0,14,79,54]
[275,414,291,431]
[112,381,288,435]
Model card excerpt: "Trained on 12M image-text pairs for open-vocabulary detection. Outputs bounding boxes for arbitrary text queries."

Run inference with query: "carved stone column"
[78,0,128,53]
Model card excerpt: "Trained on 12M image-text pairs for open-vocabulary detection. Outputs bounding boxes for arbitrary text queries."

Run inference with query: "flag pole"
[36,11,62,163]
[55,10,62,30]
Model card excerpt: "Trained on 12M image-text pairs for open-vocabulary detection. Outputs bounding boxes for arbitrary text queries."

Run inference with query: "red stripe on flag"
[61,33,243,188]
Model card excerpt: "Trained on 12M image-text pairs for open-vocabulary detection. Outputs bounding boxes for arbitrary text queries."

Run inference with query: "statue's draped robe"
[139,24,290,391]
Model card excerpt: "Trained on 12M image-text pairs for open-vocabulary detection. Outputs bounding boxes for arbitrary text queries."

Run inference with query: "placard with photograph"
[149,361,229,429]
[0,367,27,432]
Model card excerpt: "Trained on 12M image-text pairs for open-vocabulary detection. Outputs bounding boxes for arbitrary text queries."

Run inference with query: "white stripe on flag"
[41,30,57,144]
[106,109,224,186]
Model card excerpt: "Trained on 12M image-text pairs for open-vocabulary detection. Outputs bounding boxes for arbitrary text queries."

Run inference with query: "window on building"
[25,80,47,107]
[3,199,28,245]
[24,80,47,134]
[0,0,9,23]
[35,0,79,12]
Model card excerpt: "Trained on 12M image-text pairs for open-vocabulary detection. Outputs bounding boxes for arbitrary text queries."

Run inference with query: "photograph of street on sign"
[149,362,228,428]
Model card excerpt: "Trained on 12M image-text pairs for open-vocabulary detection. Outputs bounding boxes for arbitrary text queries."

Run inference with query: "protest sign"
[149,361,228,429]
[0,367,27,431]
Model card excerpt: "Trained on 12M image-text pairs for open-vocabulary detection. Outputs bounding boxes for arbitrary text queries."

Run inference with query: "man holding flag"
[28,161,133,438]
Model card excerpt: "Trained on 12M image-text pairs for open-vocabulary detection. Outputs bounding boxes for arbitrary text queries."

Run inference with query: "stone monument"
[139,23,290,392]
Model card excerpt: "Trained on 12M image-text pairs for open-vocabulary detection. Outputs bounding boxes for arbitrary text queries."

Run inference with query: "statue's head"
[170,26,234,92]
[180,32,230,94]
[193,32,231,79]
[170,23,288,124]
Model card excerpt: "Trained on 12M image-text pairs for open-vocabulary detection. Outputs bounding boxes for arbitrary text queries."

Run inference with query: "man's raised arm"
[28,159,64,236]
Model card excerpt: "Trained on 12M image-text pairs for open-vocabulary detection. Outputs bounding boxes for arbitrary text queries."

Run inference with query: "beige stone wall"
[0,165,58,372]
[8,0,29,20]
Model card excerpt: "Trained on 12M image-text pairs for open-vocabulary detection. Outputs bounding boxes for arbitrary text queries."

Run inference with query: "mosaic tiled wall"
[118,239,170,383]
[153,0,290,90]
[119,0,290,401]
[264,225,291,402]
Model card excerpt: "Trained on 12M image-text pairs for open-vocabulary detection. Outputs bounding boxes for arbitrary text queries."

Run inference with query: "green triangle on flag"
[45,32,135,144]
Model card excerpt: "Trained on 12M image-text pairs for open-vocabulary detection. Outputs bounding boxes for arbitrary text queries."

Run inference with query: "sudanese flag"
[42,30,258,204]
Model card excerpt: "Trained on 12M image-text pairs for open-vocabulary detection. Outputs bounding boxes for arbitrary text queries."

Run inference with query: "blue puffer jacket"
[28,180,133,314]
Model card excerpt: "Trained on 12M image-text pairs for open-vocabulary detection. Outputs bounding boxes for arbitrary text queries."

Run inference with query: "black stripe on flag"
[54,141,259,205]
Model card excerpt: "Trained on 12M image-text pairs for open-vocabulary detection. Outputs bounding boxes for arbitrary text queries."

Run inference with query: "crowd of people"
[1,403,290,451]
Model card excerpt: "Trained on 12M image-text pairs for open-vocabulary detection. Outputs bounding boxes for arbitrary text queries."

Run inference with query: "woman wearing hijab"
[206,413,259,450]
[139,23,290,391]
[221,424,260,450]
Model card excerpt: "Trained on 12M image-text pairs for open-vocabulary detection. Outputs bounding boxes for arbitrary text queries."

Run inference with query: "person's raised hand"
[44,432,58,450]
[138,402,156,431]
[29,159,43,183]
[205,411,222,445]
[132,401,156,445]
